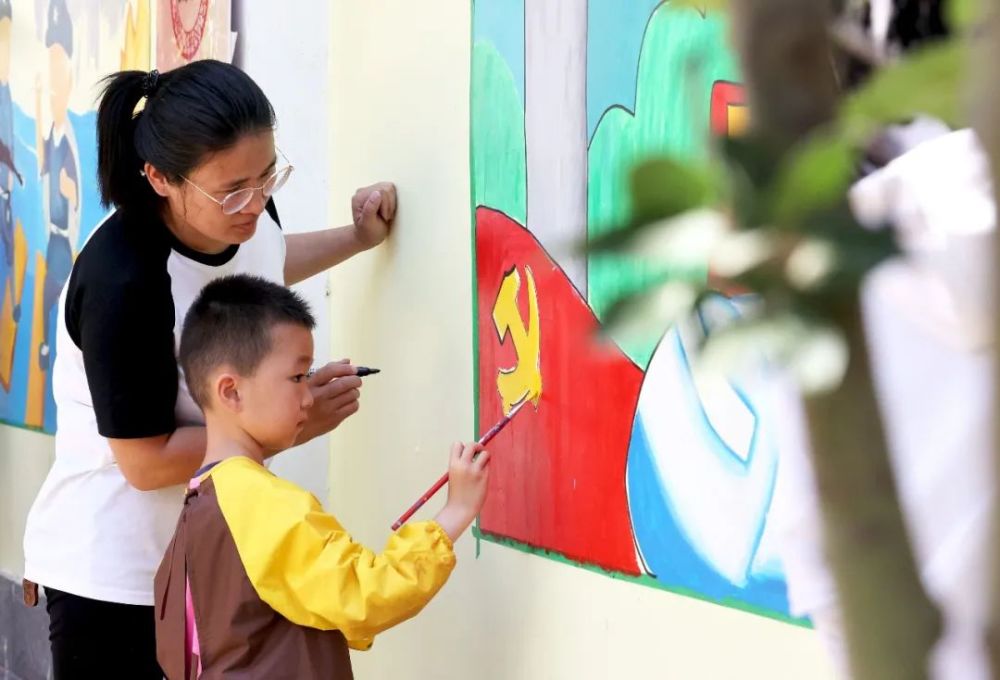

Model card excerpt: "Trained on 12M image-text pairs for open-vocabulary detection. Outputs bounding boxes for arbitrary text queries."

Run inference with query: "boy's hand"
[435,442,491,541]
[296,359,362,445]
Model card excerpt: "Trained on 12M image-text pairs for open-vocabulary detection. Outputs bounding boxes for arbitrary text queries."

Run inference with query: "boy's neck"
[202,415,267,469]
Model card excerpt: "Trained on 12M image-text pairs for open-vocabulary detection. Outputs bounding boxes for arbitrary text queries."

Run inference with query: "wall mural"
[1,0,229,432]
[472,1,795,620]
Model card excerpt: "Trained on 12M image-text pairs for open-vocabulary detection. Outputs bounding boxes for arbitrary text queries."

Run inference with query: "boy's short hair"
[180,275,315,409]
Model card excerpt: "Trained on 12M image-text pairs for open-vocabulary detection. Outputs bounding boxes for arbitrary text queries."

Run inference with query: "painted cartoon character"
[0,0,21,281]
[35,0,79,370]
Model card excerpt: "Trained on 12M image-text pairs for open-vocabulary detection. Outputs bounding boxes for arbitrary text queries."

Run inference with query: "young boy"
[154,275,491,679]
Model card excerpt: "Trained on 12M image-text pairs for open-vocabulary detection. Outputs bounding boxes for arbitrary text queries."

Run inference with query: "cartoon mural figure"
[473,1,792,618]
[156,0,231,70]
[35,0,79,372]
[121,0,151,70]
[0,0,19,275]
[2,0,152,430]
[0,0,27,393]
[0,0,19,274]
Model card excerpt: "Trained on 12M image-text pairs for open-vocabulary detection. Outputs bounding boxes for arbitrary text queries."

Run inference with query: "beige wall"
[325,2,836,678]
[0,426,53,578]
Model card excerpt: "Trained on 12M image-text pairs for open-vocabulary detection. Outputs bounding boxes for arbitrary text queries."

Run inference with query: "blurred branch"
[728,1,942,677]
[968,0,1000,673]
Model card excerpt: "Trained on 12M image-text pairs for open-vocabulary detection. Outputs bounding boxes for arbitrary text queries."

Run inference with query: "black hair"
[97,59,275,213]
[179,275,315,409]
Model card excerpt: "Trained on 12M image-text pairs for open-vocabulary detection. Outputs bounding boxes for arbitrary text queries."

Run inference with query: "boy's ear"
[215,372,243,413]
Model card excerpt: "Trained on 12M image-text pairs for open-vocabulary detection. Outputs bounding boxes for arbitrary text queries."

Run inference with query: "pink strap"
[185,476,204,677]
[184,576,202,677]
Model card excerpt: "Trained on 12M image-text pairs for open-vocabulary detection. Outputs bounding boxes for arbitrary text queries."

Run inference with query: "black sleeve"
[265,198,281,228]
[74,269,179,439]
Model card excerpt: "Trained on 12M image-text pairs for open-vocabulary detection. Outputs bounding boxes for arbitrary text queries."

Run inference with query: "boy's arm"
[214,462,456,650]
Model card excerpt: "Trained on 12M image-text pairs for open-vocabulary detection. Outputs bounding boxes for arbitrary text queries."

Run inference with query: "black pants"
[45,587,164,679]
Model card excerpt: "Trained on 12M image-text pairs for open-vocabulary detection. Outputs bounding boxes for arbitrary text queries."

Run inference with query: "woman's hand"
[296,360,362,445]
[351,182,397,249]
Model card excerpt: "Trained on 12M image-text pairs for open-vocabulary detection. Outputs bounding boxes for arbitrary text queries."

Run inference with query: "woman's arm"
[110,363,365,490]
[283,182,397,285]
[283,227,369,285]
[108,427,207,491]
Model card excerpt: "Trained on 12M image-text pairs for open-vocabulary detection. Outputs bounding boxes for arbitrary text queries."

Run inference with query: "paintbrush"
[390,400,528,530]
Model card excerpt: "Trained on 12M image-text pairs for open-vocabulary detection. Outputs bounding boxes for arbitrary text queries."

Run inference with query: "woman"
[21,59,396,678]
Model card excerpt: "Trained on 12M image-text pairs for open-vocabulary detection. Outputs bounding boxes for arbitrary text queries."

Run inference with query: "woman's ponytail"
[96,70,153,212]
[95,60,275,216]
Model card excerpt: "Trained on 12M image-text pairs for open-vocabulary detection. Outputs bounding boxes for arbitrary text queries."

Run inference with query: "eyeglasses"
[182,149,294,215]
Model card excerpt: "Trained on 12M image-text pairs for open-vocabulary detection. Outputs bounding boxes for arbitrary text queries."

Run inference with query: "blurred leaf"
[695,313,848,393]
[771,134,856,226]
[719,135,782,191]
[589,157,718,254]
[601,278,705,349]
[711,229,778,278]
[803,206,899,275]
[624,209,731,264]
[718,135,784,229]
[630,157,716,223]
[946,0,976,30]
[785,238,839,290]
[840,40,966,140]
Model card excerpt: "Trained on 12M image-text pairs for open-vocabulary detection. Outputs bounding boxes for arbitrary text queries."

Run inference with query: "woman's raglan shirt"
[23,201,285,606]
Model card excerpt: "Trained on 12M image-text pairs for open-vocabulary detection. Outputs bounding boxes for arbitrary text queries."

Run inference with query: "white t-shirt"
[23,202,286,606]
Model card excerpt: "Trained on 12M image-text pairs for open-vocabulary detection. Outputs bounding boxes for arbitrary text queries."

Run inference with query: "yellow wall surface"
[325,2,837,679]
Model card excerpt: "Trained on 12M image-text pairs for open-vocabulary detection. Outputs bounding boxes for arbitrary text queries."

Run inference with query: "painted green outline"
[469,2,483,559]
[472,526,811,628]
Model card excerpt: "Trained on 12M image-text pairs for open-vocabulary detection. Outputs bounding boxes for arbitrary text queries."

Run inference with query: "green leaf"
[840,40,966,140]
[946,0,976,30]
[718,135,784,230]
[697,314,848,394]
[590,156,719,254]
[629,156,716,223]
[600,277,707,349]
[770,133,856,226]
[796,205,901,293]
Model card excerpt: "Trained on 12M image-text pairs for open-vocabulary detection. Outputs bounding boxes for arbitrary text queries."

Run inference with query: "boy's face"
[236,323,314,451]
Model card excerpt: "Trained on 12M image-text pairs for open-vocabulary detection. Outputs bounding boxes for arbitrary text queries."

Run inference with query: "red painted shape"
[476,207,642,575]
[710,80,746,136]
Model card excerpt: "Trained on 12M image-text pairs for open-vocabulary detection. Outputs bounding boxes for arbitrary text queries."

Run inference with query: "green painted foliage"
[587,5,740,367]
[471,40,527,225]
